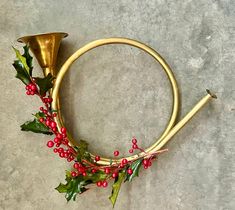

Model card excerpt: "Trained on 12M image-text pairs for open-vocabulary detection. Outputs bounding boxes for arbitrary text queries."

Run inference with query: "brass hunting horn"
[18,32,217,166]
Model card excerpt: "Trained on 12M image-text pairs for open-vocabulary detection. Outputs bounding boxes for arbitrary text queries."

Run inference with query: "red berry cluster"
[71,162,87,177]
[96,180,108,188]
[46,125,76,162]
[128,137,138,153]
[25,83,37,95]
[142,158,152,169]
[24,80,166,189]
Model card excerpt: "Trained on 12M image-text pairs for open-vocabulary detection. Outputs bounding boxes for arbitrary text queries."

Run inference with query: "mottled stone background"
[0,0,234,209]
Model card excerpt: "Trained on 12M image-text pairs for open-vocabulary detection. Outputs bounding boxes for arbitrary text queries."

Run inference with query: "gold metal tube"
[152,90,217,152]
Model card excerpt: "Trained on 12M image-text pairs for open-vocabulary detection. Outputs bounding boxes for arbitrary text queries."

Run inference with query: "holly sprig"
[12,45,167,207]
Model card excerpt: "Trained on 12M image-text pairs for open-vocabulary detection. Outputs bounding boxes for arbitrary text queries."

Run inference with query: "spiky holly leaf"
[109,171,126,208]
[12,60,31,85]
[34,73,54,95]
[22,45,33,75]
[125,158,143,182]
[20,119,52,135]
[56,173,92,201]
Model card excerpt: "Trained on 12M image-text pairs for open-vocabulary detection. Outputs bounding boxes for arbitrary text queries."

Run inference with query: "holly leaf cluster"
[12,46,55,134]
[12,45,32,85]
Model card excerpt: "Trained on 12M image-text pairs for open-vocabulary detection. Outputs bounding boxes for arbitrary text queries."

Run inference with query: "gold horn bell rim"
[17,32,68,76]
[17,32,217,166]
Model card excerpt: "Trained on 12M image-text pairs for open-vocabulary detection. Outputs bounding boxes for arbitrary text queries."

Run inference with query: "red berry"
[114,150,119,156]
[52,113,57,117]
[132,144,138,149]
[50,121,57,128]
[112,172,118,178]
[45,120,50,126]
[39,118,44,123]
[71,171,77,177]
[82,172,87,176]
[132,138,137,144]
[95,156,100,162]
[47,141,54,148]
[121,159,128,165]
[143,159,148,166]
[59,152,65,158]
[47,98,53,103]
[129,149,134,153]
[91,169,97,173]
[144,165,148,169]
[26,91,30,95]
[31,85,36,91]
[43,110,47,114]
[40,107,44,111]
[53,148,58,153]
[102,181,108,187]
[54,138,60,143]
[148,161,152,167]
[96,181,102,187]
[73,163,79,169]
[61,127,66,134]
[127,168,133,175]
[104,168,110,174]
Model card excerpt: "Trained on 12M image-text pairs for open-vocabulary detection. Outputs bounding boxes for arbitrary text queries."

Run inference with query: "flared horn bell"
[17,32,68,76]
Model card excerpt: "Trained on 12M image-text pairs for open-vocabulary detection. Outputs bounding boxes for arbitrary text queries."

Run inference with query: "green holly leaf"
[85,170,107,182]
[12,60,31,85]
[125,158,143,182]
[34,73,54,95]
[109,171,126,208]
[56,174,92,202]
[20,119,52,135]
[22,45,33,75]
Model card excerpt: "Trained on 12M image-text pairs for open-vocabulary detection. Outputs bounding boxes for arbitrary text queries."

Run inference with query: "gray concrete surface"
[0,0,234,209]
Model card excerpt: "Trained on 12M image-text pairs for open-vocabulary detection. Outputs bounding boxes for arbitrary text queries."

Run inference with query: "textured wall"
[0,0,234,209]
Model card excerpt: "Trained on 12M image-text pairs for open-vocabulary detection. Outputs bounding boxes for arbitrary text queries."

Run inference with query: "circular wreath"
[12,42,172,207]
